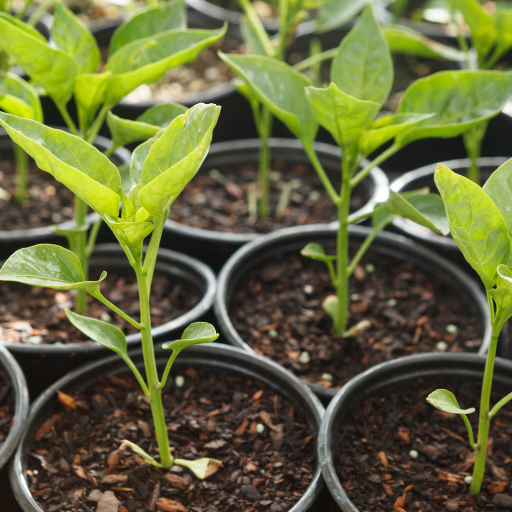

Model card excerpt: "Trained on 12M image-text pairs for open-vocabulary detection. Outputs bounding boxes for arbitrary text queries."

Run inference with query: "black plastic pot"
[161,138,389,271]
[10,343,324,511]
[214,224,497,400]
[0,131,131,259]
[2,244,217,397]
[318,352,512,511]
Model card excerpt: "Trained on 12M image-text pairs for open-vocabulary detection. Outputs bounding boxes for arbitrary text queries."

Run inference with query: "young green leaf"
[493,6,512,59]
[109,0,186,55]
[0,72,43,122]
[51,0,100,75]
[107,112,161,152]
[137,102,187,127]
[322,295,341,332]
[301,243,335,262]
[0,113,121,216]
[104,216,155,256]
[219,53,318,144]
[239,16,268,55]
[120,440,164,468]
[74,71,112,133]
[331,5,393,106]
[0,245,106,290]
[316,0,370,35]
[483,158,512,238]
[174,458,223,479]
[162,322,219,351]
[435,163,511,288]
[130,133,163,188]
[427,389,476,415]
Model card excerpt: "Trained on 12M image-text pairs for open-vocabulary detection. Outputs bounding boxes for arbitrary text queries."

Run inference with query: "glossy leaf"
[0,113,121,217]
[316,0,370,34]
[137,102,187,127]
[301,243,335,262]
[107,111,161,151]
[0,13,78,105]
[104,215,155,253]
[483,158,512,238]
[0,245,106,290]
[175,458,223,480]
[109,0,186,55]
[331,5,392,106]
[220,53,317,144]
[497,265,512,293]
[51,0,100,75]
[397,71,512,145]
[130,133,163,187]
[0,72,43,122]
[74,71,112,132]
[427,389,475,414]
[435,164,510,288]
[104,25,227,106]
[162,322,219,350]
[138,103,220,215]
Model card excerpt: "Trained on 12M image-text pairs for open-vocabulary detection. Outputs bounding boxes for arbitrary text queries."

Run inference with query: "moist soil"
[230,250,483,390]
[26,367,316,512]
[0,367,14,451]
[0,152,75,231]
[335,377,512,511]
[0,269,199,345]
[169,159,367,234]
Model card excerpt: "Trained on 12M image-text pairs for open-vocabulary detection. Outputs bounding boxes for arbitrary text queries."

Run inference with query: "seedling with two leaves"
[221,4,512,335]
[427,158,512,495]
[0,103,224,475]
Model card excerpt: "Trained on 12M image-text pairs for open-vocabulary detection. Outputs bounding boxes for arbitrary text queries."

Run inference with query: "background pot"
[162,138,389,271]
[10,343,325,511]
[0,132,131,259]
[214,224,497,400]
[318,352,512,511]
[1,244,217,398]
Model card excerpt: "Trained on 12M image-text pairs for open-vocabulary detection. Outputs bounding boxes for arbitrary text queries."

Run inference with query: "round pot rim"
[164,138,389,244]
[213,223,492,398]
[10,342,324,512]
[391,156,510,249]
[0,344,29,470]
[0,131,131,241]
[1,244,217,355]
[318,352,512,511]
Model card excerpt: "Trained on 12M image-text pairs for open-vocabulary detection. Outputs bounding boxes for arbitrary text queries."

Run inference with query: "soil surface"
[27,366,316,512]
[0,269,199,345]
[0,368,14,451]
[230,249,483,389]
[169,159,368,234]
[0,152,75,231]
[206,0,277,17]
[335,376,512,511]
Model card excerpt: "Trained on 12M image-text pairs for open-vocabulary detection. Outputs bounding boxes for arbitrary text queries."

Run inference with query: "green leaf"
[136,102,187,127]
[120,440,164,468]
[493,6,512,57]
[0,72,43,122]
[301,242,335,262]
[397,70,512,146]
[104,215,155,255]
[240,15,268,55]
[107,111,161,151]
[483,158,512,238]
[219,53,318,144]
[0,245,106,290]
[0,13,78,106]
[0,113,121,217]
[427,389,475,415]
[138,103,220,215]
[162,322,219,350]
[0,12,46,42]
[383,24,465,61]
[109,0,186,55]
[174,458,222,479]
[316,0,370,34]
[331,5,392,106]
[51,0,100,75]
[306,83,379,149]
[74,71,112,133]
[322,295,340,332]
[104,25,227,106]
[66,308,128,356]
[496,265,512,293]
[130,133,163,187]
[435,163,511,288]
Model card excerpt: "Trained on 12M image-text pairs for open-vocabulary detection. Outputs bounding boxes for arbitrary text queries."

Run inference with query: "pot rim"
[0,344,29,470]
[1,244,217,355]
[213,224,492,399]
[10,342,324,512]
[164,138,389,244]
[318,352,512,511]
[391,156,510,249]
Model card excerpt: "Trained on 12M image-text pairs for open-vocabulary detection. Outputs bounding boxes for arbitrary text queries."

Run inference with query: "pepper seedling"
[221,4,512,335]
[428,158,512,494]
[0,1,226,315]
[0,103,223,474]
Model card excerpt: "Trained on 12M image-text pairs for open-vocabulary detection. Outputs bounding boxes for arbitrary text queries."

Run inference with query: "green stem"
[276,0,289,61]
[13,143,29,203]
[346,226,381,278]
[56,103,78,136]
[257,106,272,218]
[463,123,487,185]
[293,47,337,72]
[303,141,340,205]
[462,414,476,450]
[351,143,401,188]
[85,217,103,259]
[103,145,116,158]
[159,349,181,391]
[74,196,88,315]
[88,289,143,330]
[26,0,53,26]
[489,391,512,419]
[143,214,166,294]
[86,104,110,144]
[0,51,8,72]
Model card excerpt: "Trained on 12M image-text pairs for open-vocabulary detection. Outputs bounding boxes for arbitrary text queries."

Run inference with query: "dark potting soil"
[0,152,75,231]
[0,367,14,450]
[230,250,483,389]
[335,377,512,511]
[169,159,367,234]
[205,0,277,17]
[27,367,316,512]
[0,270,199,345]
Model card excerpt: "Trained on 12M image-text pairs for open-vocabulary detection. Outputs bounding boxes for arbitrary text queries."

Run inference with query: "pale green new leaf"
[0,72,42,122]
[316,0,370,34]
[0,245,106,290]
[74,71,112,133]
[331,5,392,106]
[239,15,267,55]
[162,322,219,350]
[483,158,512,238]
[104,215,155,251]
[493,6,512,57]
[427,389,475,414]
[301,242,335,262]
[130,133,163,187]
[0,113,121,217]
[496,265,512,297]
[137,102,187,127]
[435,163,510,288]
[107,111,161,151]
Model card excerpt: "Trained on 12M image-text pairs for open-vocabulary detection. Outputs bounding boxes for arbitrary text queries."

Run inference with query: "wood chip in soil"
[230,249,482,389]
[0,269,199,345]
[0,367,14,450]
[335,377,512,511]
[27,367,316,511]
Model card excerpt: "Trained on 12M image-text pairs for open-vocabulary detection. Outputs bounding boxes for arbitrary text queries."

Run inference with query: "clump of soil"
[335,376,512,511]
[0,368,14,450]
[27,366,316,511]
[230,249,483,389]
[0,269,199,345]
